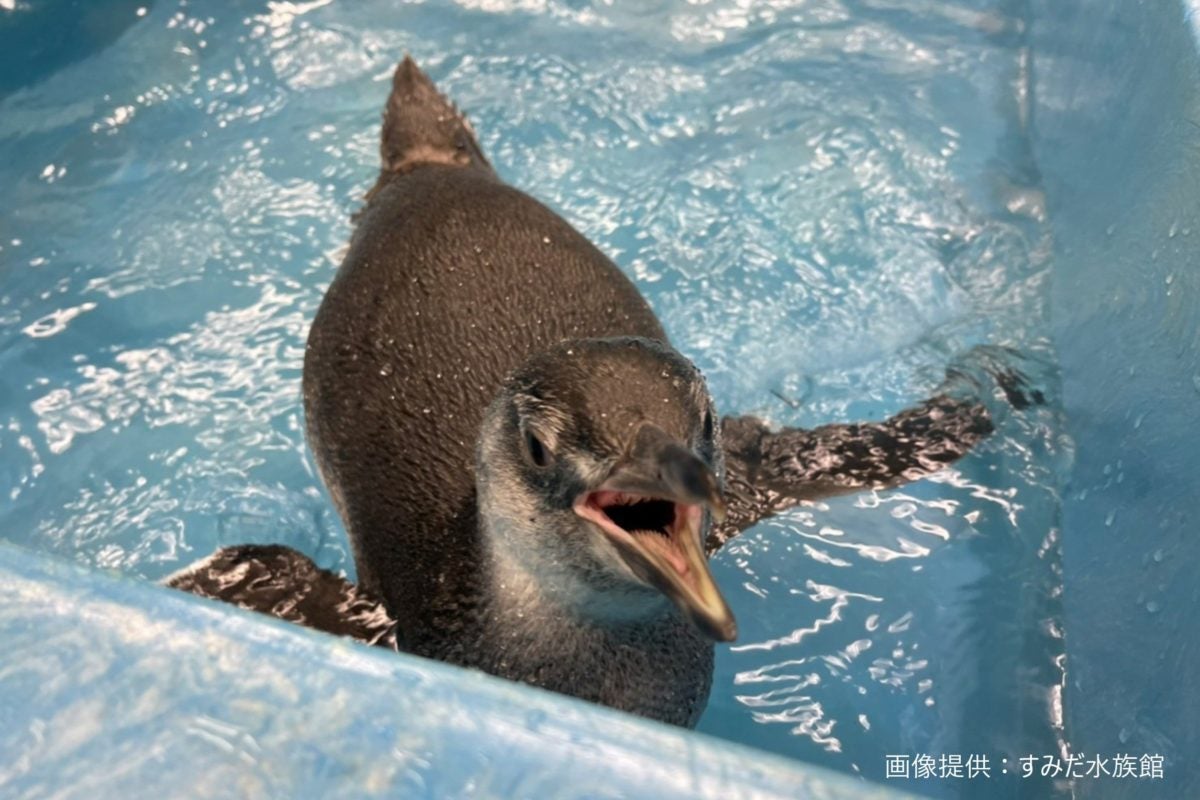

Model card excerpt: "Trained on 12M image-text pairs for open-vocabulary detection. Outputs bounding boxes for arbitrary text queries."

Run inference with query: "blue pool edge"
[0,540,920,799]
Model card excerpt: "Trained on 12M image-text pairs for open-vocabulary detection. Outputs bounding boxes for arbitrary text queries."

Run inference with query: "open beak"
[572,424,737,642]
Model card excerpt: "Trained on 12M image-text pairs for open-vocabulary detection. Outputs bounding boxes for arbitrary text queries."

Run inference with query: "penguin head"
[477,337,736,642]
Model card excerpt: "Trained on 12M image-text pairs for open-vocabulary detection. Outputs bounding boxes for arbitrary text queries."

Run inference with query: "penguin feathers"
[381,56,492,176]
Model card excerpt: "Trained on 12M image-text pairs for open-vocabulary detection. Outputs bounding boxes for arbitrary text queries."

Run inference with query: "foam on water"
[0,0,1069,795]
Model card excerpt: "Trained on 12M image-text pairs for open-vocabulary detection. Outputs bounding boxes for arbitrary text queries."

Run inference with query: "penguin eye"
[524,429,553,468]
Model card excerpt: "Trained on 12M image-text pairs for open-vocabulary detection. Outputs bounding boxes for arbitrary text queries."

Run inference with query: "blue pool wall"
[0,541,914,799]
[1033,0,1200,797]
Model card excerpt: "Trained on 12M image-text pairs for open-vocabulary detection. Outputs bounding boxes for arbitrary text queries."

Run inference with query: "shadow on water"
[0,0,155,98]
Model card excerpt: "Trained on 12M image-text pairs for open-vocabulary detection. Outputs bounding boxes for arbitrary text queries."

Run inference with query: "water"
[0,0,1069,795]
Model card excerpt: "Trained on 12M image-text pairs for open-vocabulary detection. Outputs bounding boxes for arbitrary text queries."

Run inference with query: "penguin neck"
[466,507,716,728]
[478,515,673,631]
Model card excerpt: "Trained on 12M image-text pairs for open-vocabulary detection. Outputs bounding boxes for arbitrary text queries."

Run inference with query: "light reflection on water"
[0,0,1069,794]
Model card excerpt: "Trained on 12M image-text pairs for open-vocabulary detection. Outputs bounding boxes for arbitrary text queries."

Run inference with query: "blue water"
[0,0,1071,795]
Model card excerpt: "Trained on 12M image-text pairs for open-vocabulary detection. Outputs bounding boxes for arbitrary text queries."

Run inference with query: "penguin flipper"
[707,350,1044,555]
[165,544,398,648]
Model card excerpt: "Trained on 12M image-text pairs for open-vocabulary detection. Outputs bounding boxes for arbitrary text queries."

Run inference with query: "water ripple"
[0,0,1067,793]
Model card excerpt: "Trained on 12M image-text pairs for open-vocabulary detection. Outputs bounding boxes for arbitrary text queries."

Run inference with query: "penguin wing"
[707,350,1044,554]
[165,544,398,648]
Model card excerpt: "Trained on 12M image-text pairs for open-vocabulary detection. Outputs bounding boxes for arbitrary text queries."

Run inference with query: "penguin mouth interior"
[573,486,736,642]
[576,490,696,576]
[597,494,675,538]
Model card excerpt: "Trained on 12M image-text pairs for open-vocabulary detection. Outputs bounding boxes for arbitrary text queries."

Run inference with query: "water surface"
[0,0,1068,794]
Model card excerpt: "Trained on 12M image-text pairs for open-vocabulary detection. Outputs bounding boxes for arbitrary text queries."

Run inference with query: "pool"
[0,1,1195,798]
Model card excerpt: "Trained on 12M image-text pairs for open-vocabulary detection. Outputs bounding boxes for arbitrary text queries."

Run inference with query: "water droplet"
[1153,548,1164,562]
[1146,600,1160,614]
[1105,509,1116,526]
[379,363,393,377]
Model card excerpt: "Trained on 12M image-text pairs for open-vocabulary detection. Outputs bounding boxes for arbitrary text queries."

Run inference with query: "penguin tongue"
[629,528,689,576]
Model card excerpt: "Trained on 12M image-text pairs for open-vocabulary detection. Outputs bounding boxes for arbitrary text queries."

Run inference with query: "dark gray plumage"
[167,58,1036,727]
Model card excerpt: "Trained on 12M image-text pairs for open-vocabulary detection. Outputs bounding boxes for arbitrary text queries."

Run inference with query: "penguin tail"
[379,56,493,176]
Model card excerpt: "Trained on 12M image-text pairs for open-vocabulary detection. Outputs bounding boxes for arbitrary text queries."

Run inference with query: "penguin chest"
[470,610,716,728]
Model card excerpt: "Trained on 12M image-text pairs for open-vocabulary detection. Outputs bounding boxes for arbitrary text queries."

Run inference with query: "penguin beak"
[572,424,737,642]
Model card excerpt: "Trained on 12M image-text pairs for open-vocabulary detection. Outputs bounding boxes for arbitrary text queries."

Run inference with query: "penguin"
[168,57,1036,727]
